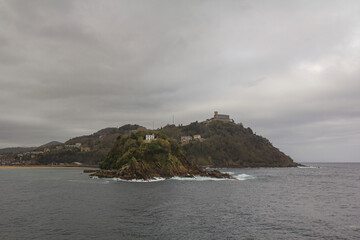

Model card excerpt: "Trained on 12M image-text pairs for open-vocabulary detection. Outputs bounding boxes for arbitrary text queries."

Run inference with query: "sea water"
[0,163,359,239]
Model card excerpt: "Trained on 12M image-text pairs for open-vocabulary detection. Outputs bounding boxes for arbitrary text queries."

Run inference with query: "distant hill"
[0,141,62,154]
[92,127,120,137]
[39,141,63,148]
[0,147,36,154]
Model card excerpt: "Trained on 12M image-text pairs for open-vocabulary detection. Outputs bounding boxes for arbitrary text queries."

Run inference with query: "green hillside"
[97,131,230,180]
[17,120,298,168]
[36,125,145,165]
[159,121,298,168]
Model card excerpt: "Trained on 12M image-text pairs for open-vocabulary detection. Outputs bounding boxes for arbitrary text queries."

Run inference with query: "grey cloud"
[0,0,359,162]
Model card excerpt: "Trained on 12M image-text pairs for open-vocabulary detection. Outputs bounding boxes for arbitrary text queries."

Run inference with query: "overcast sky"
[0,0,359,162]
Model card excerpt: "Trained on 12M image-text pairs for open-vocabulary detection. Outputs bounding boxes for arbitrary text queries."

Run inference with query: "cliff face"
[98,131,231,180]
[159,121,299,168]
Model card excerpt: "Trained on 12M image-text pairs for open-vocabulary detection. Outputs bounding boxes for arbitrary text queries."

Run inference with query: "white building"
[193,135,201,140]
[145,134,155,142]
[181,136,193,143]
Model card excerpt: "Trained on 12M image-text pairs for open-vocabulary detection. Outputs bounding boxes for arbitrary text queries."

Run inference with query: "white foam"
[95,174,257,182]
[170,176,232,181]
[110,177,166,183]
[297,166,318,169]
[233,173,257,181]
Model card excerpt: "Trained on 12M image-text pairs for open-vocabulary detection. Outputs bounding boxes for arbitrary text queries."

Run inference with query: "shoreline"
[0,165,99,169]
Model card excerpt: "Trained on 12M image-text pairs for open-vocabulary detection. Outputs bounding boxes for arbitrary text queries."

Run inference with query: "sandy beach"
[0,166,99,169]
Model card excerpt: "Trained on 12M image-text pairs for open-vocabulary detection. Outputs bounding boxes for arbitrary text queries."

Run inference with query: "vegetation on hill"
[159,121,298,168]
[37,125,145,165]
[39,141,63,148]
[3,121,299,169]
[96,131,231,180]
[0,147,36,154]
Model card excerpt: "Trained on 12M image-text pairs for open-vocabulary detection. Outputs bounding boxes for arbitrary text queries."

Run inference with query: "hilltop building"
[209,111,234,122]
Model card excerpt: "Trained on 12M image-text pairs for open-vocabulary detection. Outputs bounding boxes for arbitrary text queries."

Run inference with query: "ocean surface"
[0,163,359,240]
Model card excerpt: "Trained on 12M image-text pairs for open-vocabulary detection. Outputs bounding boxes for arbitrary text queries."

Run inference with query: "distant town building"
[193,135,201,140]
[75,143,82,148]
[80,146,91,152]
[31,151,43,155]
[145,134,155,142]
[209,111,234,122]
[181,136,193,143]
[44,148,50,153]
[65,143,82,149]
[56,146,64,150]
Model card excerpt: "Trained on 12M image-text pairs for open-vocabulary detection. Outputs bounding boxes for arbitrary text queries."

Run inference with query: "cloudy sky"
[0,0,359,162]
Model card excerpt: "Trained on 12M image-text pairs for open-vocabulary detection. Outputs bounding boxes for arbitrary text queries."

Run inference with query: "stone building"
[209,111,234,122]
[80,146,91,152]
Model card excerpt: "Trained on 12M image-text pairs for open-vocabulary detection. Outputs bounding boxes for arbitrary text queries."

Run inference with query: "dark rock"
[83,169,98,173]
[89,168,233,180]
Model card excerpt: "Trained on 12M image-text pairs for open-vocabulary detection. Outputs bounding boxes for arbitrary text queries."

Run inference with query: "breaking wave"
[297,166,318,169]
[170,173,256,181]
[233,173,257,181]
[110,177,166,183]
[170,176,232,181]
[95,173,257,182]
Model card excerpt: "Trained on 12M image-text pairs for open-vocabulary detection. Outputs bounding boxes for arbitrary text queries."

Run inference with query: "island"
[1,112,300,175]
[90,131,232,180]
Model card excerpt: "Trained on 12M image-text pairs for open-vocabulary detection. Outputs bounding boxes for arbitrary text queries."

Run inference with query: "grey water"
[0,163,359,240]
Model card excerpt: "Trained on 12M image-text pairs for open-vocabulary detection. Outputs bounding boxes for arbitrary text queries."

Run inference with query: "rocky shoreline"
[85,168,233,180]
